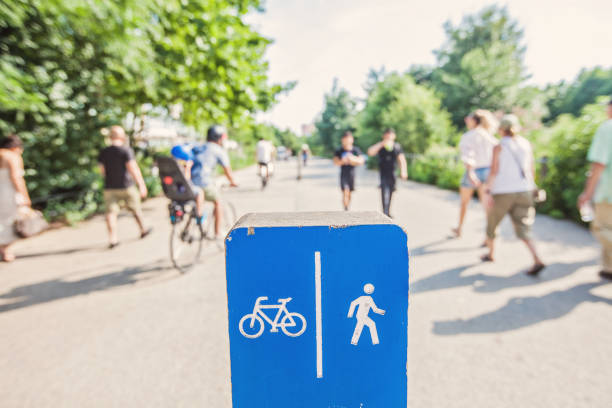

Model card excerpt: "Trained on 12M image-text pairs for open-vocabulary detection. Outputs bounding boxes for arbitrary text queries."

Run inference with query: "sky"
[247,0,612,133]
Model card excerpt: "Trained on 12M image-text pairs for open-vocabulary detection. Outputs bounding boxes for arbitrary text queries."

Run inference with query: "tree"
[407,64,434,86]
[545,67,612,122]
[0,0,154,217]
[0,0,290,220]
[313,79,357,153]
[147,0,291,131]
[358,73,454,154]
[431,5,528,126]
[536,99,609,221]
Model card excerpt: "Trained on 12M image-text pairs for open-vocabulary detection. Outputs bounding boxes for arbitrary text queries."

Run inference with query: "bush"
[357,73,455,154]
[534,100,608,222]
[407,145,463,189]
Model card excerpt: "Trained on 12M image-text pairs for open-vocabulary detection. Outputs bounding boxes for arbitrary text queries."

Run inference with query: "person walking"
[367,129,407,217]
[482,114,545,275]
[333,131,365,210]
[301,144,310,166]
[578,98,612,280]
[98,126,151,249]
[453,109,498,238]
[0,134,32,262]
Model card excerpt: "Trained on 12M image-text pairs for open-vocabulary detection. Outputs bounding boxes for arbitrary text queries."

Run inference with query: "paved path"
[1,158,611,407]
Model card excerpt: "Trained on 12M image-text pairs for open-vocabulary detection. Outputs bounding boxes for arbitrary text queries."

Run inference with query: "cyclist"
[256,136,275,181]
[170,143,206,226]
[172,125,238,238]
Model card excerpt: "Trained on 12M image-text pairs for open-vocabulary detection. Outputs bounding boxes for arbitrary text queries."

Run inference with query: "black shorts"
[340,174,355,191]
[258,162,269,167]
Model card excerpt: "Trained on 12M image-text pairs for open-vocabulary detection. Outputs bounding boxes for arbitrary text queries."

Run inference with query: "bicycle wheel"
[170,212,204,273]
[239,314,265,339]
[205,200,238,250]
[281,312,307,337]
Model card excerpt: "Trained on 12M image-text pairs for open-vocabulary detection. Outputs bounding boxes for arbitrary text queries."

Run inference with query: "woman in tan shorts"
[481,114,545,275]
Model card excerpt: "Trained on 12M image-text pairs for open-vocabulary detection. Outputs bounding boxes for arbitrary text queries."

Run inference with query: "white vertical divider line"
[315,251,323,379]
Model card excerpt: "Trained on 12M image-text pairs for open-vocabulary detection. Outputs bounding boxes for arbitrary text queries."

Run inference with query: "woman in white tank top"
[482,115,545,275]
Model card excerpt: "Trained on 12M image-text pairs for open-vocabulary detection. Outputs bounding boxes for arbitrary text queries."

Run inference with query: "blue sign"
[225,212,409,407]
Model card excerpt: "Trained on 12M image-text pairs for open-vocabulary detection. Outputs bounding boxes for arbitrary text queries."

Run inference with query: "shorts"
[486,191,535,240]
[258,161,270,167]
[340,173,355,191]
[461,167,490,188]
[104,187,142,215]
[202,185,219,202]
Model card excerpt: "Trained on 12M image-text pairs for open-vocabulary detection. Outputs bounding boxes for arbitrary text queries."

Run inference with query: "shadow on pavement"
[411,259,598,295]
[17,244,106,259]
[432,281,612,335]
[410,237,476,256]
[0,259,175,313]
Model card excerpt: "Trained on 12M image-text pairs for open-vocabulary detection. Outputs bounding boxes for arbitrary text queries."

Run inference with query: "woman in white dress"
[452,109,498,238]
[0,134,31,262]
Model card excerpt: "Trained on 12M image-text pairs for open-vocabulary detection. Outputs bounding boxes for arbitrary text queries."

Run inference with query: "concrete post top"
[232,211,396,229]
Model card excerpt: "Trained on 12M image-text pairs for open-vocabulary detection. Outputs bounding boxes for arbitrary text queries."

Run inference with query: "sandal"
[526,263,546,276]
[451,228,461,238]
[480,254,494,262]
[140,227,153,239]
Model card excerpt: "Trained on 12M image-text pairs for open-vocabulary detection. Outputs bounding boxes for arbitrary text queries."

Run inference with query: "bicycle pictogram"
[239,296,307,339]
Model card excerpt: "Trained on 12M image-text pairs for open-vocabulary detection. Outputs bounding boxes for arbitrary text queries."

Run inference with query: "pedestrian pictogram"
[239,296,307,339]
[347,283,386,345]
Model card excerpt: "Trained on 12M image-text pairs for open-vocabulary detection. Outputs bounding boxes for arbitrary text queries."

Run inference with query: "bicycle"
[258,162,274,189]
[238,296,307,339]
[157,156,238,273]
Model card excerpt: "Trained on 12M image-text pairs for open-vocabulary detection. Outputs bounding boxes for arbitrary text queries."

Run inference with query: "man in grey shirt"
[190,125,238,237]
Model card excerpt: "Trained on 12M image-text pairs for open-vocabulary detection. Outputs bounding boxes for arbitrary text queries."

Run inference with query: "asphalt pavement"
[1,158,611,407]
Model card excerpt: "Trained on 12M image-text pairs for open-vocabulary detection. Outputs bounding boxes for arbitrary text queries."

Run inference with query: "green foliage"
[358,73,455,154]
[0,0,286,221]
[431,5,528,126]
[407,145,463,190]
[147,0,293,130]
[545,67,612,122]
[535,100,608,222]
[312,79,357,154]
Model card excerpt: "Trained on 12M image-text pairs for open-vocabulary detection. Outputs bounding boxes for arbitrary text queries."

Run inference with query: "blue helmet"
[171,144,193,161]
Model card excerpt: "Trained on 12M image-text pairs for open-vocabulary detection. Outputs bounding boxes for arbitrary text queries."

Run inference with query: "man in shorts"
[333,131,365,210]
[256,137,275,179]
[98,126,152,248]
[190,125,238,238]
[367,128,408,217]
[578,98,612,280]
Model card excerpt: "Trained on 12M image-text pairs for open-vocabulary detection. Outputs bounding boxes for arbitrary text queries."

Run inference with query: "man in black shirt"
[367,128,408,217]
[98,126,151,248]
[333,131,365,210]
